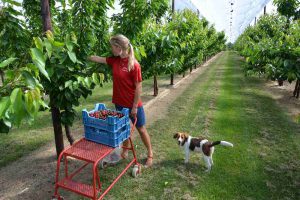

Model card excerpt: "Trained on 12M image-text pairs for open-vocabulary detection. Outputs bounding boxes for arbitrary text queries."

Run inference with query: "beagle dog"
[173,132,233,172]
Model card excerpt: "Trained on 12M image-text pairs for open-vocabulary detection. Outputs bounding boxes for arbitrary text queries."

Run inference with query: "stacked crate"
[82,103,130,147]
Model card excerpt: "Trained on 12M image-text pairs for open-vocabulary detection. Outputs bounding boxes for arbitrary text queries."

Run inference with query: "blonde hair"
[109,34,135,72]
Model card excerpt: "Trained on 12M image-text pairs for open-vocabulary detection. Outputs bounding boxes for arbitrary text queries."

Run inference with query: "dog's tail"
[209,141,233,147]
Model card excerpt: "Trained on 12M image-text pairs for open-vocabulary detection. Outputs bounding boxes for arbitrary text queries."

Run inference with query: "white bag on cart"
[100,146,122,168]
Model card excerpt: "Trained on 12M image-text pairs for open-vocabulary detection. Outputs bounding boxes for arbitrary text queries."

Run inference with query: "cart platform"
[63,138,114,162]
[53,137,140,200]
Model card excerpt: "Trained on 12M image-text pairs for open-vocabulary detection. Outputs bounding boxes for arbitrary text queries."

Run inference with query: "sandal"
[144,156,153,168]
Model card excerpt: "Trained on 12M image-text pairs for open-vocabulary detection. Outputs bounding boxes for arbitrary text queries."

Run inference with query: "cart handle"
[130,116,137,137]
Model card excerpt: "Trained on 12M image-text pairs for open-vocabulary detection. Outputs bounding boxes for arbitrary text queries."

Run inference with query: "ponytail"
[128,43,135,72]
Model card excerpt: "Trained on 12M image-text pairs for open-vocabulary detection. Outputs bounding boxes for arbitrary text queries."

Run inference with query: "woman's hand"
[131,107,137,118]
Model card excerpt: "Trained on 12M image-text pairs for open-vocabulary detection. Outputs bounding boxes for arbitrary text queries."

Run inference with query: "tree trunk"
[41,0,53,32]
[194,64,197,69]
[293,80,300,98]
[153,75,158,96]
[190,67,192,73]
[65,125,75,145]
[51,105,64,158]
[278,79,284,86]
[170,74,174,85]
[41,0,64,157]
[182,72,185,78]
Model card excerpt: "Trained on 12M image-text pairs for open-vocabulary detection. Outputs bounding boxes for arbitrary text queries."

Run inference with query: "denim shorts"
[115,105,146,128]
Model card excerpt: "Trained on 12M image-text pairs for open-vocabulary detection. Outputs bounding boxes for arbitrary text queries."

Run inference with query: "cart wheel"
[100,160,108,169]
[132,164,141,178]
[52,195,64,200]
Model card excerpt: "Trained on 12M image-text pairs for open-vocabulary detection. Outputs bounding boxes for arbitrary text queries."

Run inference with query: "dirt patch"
[264,81,300,122]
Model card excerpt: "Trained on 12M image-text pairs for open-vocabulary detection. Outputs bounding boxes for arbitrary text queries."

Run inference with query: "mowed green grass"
[76,51,299,200]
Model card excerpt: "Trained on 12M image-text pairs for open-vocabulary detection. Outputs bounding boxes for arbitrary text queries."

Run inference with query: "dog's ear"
[182,132,189,140]
[173,133,178,139]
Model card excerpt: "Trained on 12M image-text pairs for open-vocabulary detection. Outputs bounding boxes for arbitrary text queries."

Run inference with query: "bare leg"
[184,149,190,164]
[121,121,136,158]
[136,125,153,167]
[121,139,130,158]
[203,156,211,172]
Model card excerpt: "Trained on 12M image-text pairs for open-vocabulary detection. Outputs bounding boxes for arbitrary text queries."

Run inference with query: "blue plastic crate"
[84,123,130,147]
[82,103,130,133]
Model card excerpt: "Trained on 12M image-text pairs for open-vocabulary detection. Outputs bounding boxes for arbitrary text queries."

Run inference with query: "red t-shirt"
[106,57,143,108]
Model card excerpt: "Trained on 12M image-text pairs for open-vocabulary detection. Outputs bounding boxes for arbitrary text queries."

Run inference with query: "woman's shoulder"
[107,56,121,65]
[134,59,141,67]
[133,60,141,71]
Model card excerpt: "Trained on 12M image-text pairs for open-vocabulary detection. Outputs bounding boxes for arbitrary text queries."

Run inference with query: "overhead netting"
[175,0,273,42]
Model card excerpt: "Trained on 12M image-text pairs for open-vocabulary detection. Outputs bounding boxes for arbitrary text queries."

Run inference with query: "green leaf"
[24,92,33,113]
[139,46,147,57]
[67,51,77,63]
[33,37,43,51]
[77,60,83,65]
[0,97,10,117]
[180,42,186,48]
[92,73,99,84]
[46,30,54,43]
[30,48,50,80]
[66,41,74,52]
[0,57,17,69]
[46,66,54,77]
[10,88,21,105]
[3,119,12,128]
[287,72,296,83]
[58,55,68,64]
[151,45,156,54]
[10,88,25,126]
[99,73,105,83]
[39,99,49,109]
[26,63,39,77]
[65,80,73,88]
[44,38,52,58]
[77,77,85,84]
[53,41,65,47]
[22,71,36,88]
[84,77,92,87]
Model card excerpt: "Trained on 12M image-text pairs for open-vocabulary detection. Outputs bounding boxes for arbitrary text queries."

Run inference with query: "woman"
[89,34,153,167]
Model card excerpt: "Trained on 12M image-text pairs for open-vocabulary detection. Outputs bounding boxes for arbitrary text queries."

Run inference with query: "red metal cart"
[52,118,141,200]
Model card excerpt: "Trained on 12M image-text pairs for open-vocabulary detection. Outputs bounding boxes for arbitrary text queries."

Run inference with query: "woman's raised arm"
[88,56,107,64]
